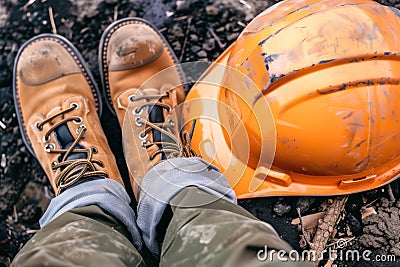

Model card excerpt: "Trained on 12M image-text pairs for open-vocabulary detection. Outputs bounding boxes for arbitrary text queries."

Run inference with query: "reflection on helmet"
[185,0,400,198]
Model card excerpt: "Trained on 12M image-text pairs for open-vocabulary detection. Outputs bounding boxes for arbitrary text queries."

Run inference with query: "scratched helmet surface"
[185,0,400,198]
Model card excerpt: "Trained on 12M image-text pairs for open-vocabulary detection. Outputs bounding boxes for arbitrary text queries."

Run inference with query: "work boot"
[99,18,196,199]
[14,34,124,196]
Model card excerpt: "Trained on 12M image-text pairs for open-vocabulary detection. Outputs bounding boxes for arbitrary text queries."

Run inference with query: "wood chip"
[292,211,325,230]
[237,21,246,27]
[113,5,118,21]
[239,0,252,10]
[1,154,6,168]
[361,206,377,220]
[26,229,39,234]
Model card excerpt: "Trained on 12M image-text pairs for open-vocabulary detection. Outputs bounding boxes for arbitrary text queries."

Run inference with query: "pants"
[11,158,311,267]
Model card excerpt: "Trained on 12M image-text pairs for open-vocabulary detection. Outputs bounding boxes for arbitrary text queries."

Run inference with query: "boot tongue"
[149,102,175,160]
[53,124,87,166]
[140,88,176,160]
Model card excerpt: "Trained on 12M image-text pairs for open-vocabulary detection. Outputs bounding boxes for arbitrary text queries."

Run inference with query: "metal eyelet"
[76,124,86,134]
[70,102,79,110]
[141,140,150,148]
[139,132,148,140]
[92,147,98,154]
[133,107,143,115]
[167,107,172,114]
[129,94,137,102]
[135,117,144,127]
[35,121,43,131]
[44,143,55,153]
[42,135,51,143]
[73,116,83,124]
[51,161,58,171]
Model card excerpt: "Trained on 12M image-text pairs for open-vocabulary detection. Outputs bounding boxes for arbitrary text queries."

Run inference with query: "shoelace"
[132,91,197,161]
[36,103,108,195]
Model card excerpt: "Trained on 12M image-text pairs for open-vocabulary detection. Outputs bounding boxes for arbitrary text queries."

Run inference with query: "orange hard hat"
[184,0,400,198]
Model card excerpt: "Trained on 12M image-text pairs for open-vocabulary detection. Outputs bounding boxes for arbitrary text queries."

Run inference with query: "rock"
[190,34,198,42]
[190,45,201,53]
[171,24,184,38]
[226,32,239,42]
[197,50,207,58]
[296,197,316,213]
[225,23,232,32]
[16,139,23,148]
[9,154,21,166]
[205,5,219,16]
[171,41,182,51]
[360,198,400,256]
[273,201,291,216]
[202,38,215,51]
[176,0,189,11]
[128,10,137,17]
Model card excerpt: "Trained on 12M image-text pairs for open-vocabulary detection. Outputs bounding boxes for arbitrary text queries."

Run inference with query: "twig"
[237,21,246,27]
[23,0,37,10]
[239,0,252,10]
[114,5,118,21]
[179,16,192,62]
[362,198,379,208]
[208,27,225,49]
[0,154,6,168]
[296,207,312,248]
[26,229,39,234]
[309,195,348,265]
[13,205,18,222]
[173,15,189,21]
[48,7,57,34]
[0,120,6,130]
[386,184,395,202]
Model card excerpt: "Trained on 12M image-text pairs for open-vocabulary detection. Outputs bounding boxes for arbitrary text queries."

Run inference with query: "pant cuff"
[39,178,143,250]
[136,157,237,257]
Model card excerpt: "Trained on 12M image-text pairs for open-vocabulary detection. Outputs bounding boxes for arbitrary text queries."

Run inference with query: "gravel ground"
[1,0,400,266]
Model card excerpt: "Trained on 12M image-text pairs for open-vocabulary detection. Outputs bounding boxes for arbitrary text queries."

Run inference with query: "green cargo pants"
[12,187,311,267]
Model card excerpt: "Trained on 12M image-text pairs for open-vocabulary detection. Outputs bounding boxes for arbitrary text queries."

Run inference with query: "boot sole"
[98,17,186,116]
[13,34,103,158]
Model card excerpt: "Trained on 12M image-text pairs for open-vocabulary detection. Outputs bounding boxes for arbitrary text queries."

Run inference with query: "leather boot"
[99,18,196,199]
[14,34,124,195]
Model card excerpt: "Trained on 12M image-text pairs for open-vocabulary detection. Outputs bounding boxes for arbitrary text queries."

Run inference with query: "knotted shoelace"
[36,103,108,195]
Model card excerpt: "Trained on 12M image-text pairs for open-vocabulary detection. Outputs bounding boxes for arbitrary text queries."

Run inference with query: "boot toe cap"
[107,23,164,71]
[18,40,80,86]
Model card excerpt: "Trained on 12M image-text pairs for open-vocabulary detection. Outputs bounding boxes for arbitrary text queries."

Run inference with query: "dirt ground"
[1,0,400,266]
